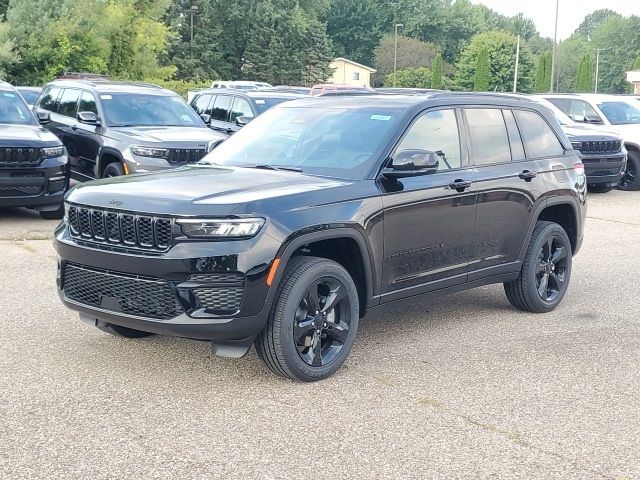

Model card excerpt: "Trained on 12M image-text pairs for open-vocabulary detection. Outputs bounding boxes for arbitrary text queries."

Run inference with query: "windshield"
[101,93,205,127]
[0,90,37,125]
[17,89,41,105]
[200,105,400,179]
[597,101,640,125]
[253,97,296,114]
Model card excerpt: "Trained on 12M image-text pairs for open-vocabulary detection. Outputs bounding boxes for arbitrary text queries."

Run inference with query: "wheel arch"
[96,148,125,178]
[526,198,580,257]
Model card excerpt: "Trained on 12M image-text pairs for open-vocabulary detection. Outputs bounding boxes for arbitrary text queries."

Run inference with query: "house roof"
[331,57,377,73]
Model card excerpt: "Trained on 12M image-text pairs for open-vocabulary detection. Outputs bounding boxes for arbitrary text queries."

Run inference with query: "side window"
[465,108,511,165]
[210,95,232,122]
[229,97,254,122]
[56,89,81,117]
[39,87,61,111]
[513,109,565,158]
[78,91,97,114]
[192,94,213,115]
[395,109,461,170]
[569,100,601,122]
[546,98,571,115]
[503,110,526,161]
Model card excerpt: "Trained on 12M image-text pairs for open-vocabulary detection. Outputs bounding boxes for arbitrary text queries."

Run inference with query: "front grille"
[0,148,44,167]
[63,263,182,320]
[579,141,622,155]
[47,177,66,194]
[10,171,44,178]
[166,148,207,165]
[189,273,245,312]
[586,167,623,176]
[0,185,42,197]
[67,205,173,252]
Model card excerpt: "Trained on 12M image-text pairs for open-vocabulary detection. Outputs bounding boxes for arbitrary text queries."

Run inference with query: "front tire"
[504,221,572,313]
[103,162,126,178]
[618,151,640,191]
[95,321,154,338]
[255,256,359,381]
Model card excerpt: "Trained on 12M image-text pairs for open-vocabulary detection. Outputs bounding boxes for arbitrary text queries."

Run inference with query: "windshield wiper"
[252,164,303,173]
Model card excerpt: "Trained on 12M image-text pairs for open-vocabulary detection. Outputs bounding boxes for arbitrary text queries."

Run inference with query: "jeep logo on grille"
[108,199,123,207]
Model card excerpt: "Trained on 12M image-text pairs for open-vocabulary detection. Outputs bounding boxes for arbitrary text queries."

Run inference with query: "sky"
[471,0,640,40]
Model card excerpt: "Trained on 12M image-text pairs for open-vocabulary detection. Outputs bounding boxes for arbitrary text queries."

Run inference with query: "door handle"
[519,170,537,181]
[448,179,472,192]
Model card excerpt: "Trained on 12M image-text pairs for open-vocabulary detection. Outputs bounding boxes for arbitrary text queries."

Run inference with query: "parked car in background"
[533,96,626,193]
[310,84,374,96]
[376,87,444,95]
[211,80,272,90]
[55,92,586,381]
[16,87,42,109]
[543,94,640,190]
[190,88,304,136]
[34,80,226,180]
[0,82,68,219]
[270,86,312,95]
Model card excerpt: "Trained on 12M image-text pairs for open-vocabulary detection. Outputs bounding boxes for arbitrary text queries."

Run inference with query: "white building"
[626,70,640,94]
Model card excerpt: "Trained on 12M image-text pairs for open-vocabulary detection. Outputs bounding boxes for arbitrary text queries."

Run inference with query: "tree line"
[0,0,637,95]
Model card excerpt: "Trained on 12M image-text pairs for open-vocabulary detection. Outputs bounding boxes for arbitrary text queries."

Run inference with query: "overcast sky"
[470,0,640,40]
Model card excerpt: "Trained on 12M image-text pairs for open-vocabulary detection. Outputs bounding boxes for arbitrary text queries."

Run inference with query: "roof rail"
[427,91,531,101]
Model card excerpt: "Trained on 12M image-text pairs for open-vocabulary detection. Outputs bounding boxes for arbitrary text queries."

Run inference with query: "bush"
[383,67,432,88]
[144,78,211,98]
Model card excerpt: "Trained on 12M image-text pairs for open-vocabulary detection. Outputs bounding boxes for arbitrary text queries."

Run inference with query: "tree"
[431,52,443,89]
[473,48,490,91]
[456,31,535,93]
[574,54,593,92]
[575,9,621,41]
[554,35,590,92]
[534,51,552,93]
[383,67,432,88]
[373,35,439,86]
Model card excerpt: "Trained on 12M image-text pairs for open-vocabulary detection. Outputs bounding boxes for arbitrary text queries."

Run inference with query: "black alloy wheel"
[619,151,640,191]
[535,235,569,303]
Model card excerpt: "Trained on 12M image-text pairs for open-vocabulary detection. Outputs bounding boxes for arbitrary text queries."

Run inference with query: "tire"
[504,221,572,313]
[95,321,154,338]
[103,162,126,178]
[618,151,640,191]
[587,184,613,194]
[39,204,64,219]
[255,256,359,381]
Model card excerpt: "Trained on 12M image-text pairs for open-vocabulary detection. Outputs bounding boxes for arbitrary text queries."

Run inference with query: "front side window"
[513,109,565,158]
[569,100,601,123]
[192,94,213,115]
[395,109,461,170]
[229,97,254,122]
[39,87,61,111]
[0,90,37,125]
[211,95,232,122]
[465,108,511,166]
[56,89,81,117]
[78,91,98,114]
[100,93,203,127]
[597,101,640,125]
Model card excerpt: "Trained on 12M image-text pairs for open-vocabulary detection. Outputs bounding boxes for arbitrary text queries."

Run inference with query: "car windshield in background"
[0,90,37,125]
[201,106,399,179]
[597,101,640,125]
[101,93,204,127]
[17,89,40,106]
[254,97,295,114]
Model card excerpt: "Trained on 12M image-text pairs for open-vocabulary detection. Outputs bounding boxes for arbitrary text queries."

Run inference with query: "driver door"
[380,108,477,302]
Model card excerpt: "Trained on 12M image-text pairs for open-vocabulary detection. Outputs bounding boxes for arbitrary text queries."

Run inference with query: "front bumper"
[54,224,281,342]
[0,156,68,209]
[582,152,626,186]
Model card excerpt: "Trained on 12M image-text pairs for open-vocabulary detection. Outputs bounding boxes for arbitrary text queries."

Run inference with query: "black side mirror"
[235,116,253,127]
[383,149,439,178]
[36,110,50,124]
[200,113,211,125]
[77,111,100,125]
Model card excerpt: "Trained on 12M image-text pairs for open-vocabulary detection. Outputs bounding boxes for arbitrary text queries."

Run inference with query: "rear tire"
[587,184,613,193]
[504,221,572,313]
[618,151,640,191]
[255,256,359,381]
[103,162,125,178]
[95,321,154,338]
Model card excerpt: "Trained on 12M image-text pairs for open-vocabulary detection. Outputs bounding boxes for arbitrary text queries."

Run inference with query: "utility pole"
[189,5,199,61]
[594,48,604,93]
[550,0,559,92]
[394,23,404,87]
[513,34,521,93]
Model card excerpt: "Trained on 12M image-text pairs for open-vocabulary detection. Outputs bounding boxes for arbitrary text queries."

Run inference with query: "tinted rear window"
[254,97,293,114]
[513,110,564,158]
[465,108,511,165]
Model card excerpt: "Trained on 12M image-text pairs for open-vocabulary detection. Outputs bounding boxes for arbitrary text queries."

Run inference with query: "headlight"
[570,142,582,151]
[130,145,169,158]
[43,146,64,158]
[177,218,265,239]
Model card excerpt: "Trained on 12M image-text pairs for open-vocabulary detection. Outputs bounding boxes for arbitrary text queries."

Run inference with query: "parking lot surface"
[1,191,639,479]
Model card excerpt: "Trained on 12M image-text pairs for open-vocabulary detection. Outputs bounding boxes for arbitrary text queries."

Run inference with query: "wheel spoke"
[306,288,320,314]
[325,321,349,345]
[537,273,549,299]
[311,332,322,367]
[536,261,546,274]
[550,245,566,264]
[545,237,554,261]
[294,318,315,343]
[321,285,346,315]
[549,272,564,290]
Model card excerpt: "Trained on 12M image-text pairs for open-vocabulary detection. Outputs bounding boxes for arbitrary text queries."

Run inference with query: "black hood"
[0,124,62,147]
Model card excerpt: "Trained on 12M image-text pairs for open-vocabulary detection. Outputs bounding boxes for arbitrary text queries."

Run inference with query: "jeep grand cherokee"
[54,93,586,381]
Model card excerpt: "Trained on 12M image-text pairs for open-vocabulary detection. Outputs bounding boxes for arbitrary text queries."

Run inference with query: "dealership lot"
[1,191,639,479]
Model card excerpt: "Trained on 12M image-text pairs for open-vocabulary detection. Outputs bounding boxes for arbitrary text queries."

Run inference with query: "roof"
[330,57,377,73]
[543,93,638,103]
[195,88,305,99]
[46,79,174,95]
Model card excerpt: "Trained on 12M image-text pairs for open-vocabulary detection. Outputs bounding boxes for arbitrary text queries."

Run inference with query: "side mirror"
[584,114,604,124]
[77,111,100,125]
[36,110,50,124]
[235,116,253,127]
[208,139,225,151]
[383,149,439,178]
[200,113,211,125]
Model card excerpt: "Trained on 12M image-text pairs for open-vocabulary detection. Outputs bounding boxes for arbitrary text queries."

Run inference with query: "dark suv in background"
[55,93,586,381]
[0,82,68,219]
[35,80,226,180]
[190,88,304,136]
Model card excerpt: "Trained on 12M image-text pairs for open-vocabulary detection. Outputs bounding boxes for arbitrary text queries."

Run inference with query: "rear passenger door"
[466,108,556,280]
[208,94,233,135]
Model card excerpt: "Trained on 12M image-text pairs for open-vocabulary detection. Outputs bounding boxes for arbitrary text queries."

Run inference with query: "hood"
[0,124,61,146]
[601,124,640,147]
[108,126,225,145]
[562,125,622,142]
[66,165,353,217]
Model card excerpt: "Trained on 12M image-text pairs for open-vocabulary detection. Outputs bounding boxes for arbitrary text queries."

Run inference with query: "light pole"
[513,34,521,93]
[594,48,604,93]
[189,5,199,61]
[394,23,404,87]
[550,0,559,93]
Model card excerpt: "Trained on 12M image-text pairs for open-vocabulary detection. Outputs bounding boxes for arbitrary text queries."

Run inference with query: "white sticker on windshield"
[255,99,266,104]
[3,92,15,97]
[180,114,193,122]
[370,115,391,121]
[100,95,112,100]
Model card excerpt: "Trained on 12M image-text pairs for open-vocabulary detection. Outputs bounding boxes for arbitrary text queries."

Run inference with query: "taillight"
[573,162,585,175]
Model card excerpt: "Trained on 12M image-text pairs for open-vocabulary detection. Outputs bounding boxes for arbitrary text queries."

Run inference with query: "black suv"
[0,82,68,219]
[35,80,226,181]
[54,94,586,381]
[190,88,304,136]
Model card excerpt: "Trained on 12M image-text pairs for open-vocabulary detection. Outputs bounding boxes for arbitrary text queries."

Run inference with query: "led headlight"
[43,146,65,158]
[178,218,265,239]
[130,145,169,158]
